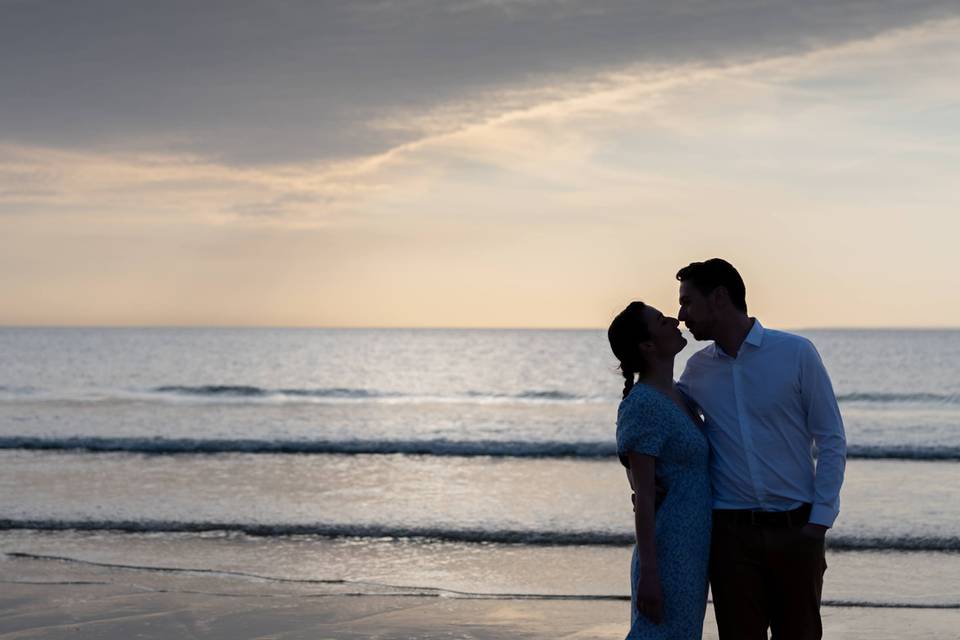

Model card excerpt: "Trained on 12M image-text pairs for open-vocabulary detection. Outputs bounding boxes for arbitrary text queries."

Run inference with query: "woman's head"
[608,301,687,398]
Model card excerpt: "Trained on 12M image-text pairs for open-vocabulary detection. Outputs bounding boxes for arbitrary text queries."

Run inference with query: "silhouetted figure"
[609,302,711,638]
[676,258,846,640]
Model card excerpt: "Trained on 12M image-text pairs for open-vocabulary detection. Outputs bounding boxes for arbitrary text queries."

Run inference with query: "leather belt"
[713,503,812,528]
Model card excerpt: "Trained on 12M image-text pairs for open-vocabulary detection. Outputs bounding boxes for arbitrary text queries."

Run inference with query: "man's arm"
[799,340,847,530]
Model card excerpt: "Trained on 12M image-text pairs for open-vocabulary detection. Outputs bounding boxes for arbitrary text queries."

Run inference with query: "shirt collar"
[744,318,764,347]
[711,318,763,359]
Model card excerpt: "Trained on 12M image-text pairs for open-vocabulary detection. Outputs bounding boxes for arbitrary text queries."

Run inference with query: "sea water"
[1,328,959,612]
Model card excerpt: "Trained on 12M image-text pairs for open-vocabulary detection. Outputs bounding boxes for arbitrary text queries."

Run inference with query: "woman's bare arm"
[627,451,663,624]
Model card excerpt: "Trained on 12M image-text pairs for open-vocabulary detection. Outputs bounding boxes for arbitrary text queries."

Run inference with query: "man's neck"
[714,315,755,359]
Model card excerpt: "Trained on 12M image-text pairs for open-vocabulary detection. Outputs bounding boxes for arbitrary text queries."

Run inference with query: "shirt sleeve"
[799,340,847,527]
[616,391,667,462]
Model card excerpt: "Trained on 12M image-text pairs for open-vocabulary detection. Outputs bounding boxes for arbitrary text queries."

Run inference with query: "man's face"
[678,280,716,341]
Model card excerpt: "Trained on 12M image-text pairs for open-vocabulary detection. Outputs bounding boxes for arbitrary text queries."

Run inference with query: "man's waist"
[713,503,812,528]
[709,472,816,511]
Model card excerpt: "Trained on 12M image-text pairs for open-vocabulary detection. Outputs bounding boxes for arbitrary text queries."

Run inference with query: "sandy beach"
[3,553,958,639]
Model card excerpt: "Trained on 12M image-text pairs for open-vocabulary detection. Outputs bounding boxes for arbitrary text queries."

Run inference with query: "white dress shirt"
[677,319,846,527]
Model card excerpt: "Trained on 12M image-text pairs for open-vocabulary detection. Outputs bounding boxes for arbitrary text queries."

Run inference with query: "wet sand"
[1,555,957,639]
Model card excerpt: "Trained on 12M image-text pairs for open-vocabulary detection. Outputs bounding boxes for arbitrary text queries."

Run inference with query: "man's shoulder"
[678,345,718,389]
[760,326,816,352]
[684,343,716,367]
[754,327,822,373]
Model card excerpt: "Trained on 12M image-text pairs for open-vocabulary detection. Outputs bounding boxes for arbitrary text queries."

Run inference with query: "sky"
[2,0,959,328]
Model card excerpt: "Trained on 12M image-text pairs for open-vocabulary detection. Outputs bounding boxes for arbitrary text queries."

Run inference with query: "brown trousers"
[710,508,827,640]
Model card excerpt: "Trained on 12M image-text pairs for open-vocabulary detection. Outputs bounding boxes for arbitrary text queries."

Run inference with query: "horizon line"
[2,324,959,331]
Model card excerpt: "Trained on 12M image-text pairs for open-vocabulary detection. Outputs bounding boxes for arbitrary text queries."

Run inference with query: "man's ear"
[638,339,656,355]
[711,286,730,310]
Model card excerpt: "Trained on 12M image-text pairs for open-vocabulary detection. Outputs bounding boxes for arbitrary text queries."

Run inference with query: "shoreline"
[3,555,959,639]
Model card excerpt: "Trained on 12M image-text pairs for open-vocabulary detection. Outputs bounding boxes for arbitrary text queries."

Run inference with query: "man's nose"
[677,308,686,321]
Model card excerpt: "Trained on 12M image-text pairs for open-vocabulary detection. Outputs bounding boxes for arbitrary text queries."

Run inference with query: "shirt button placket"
[732,361,766,509]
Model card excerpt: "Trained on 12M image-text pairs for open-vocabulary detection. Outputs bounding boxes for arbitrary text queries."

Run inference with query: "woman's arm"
[627,452,663,624]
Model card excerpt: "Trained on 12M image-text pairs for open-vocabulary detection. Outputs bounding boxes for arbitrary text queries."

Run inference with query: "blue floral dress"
[616,383,711,640]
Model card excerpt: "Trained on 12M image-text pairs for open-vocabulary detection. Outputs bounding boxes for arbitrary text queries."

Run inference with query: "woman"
[608,301,711,639]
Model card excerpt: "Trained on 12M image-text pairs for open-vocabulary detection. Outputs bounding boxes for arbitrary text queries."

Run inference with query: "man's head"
[676,258,748,341]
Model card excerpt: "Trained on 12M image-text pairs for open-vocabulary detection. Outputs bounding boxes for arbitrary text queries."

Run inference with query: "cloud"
[2,0,957,166]
[3,11,960,326]
[0,144,350,224]
[4,14,959,231]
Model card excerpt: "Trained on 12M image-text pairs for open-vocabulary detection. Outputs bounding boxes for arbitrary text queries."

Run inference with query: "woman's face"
[642,305,687,357]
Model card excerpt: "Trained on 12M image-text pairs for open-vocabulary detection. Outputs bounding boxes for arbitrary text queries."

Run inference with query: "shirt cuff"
[808,504,838,528]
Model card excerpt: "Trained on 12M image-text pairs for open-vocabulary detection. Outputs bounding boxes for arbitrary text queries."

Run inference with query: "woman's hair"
[607,301,650,399]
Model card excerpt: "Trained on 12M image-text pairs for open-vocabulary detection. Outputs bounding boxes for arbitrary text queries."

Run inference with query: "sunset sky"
[2,1,959,328]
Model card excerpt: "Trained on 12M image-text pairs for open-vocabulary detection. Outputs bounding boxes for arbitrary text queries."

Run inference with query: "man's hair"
[676,258,748,314]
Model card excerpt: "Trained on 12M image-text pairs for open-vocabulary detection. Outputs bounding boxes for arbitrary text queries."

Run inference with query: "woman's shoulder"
[616,384,673,456]
[617,384,668,421]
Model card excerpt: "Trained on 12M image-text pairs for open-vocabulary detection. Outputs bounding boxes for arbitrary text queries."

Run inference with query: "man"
[675,258,846,640]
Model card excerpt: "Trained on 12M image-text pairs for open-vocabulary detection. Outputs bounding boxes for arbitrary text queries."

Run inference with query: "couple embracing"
[608,258,847,640]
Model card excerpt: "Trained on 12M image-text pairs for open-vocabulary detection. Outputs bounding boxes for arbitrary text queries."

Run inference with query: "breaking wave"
[2,519,959,552]
[2,436,958,461]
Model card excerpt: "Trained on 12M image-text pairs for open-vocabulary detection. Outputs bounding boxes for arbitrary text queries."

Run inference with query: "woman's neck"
[638,358,674,392]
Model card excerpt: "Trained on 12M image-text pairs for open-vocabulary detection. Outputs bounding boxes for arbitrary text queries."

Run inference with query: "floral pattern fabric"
[616,383,712,640]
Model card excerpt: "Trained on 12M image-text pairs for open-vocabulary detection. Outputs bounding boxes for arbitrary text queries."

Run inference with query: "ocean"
[2,327,959,615]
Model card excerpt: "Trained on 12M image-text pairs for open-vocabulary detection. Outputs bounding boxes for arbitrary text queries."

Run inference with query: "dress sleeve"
[616,389,667,464]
